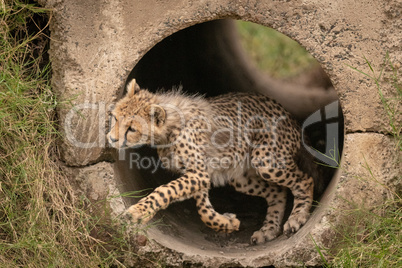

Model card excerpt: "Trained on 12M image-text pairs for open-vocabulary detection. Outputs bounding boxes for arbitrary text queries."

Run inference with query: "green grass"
[236,20,318,78]
[0,1,133,267]
[328,165,401,267]
[318,55,402,267]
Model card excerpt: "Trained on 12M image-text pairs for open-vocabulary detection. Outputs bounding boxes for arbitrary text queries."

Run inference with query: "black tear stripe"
[122,128,130,147]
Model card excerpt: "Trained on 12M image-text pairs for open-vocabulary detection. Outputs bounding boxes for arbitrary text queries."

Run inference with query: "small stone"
[136,234,148,246]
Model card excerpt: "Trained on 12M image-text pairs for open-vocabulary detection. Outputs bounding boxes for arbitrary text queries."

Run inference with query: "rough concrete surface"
[39,0,401,266]
[63,162,126,217]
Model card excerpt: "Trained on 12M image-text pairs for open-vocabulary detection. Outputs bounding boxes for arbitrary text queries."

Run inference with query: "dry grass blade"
[0,1,134,267]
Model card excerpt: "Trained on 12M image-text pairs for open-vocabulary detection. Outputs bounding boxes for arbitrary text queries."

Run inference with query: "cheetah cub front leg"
[123,174,210,225]
[194,191,240,233]
[123,173,240,233]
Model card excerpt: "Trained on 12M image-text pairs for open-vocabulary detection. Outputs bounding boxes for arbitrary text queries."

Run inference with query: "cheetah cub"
[108,79,315,244]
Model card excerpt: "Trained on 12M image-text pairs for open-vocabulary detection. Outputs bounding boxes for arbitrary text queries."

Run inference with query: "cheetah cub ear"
[149,104,166,126]
[126,79,141,97]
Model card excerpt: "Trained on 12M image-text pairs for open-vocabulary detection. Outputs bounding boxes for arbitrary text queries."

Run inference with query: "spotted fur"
[107,80,315,244]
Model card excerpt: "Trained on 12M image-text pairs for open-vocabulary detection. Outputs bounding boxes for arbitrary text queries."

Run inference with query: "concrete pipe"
[41,0,401,266]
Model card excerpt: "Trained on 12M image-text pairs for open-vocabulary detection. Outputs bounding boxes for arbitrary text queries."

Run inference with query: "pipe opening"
[115,19,344,252]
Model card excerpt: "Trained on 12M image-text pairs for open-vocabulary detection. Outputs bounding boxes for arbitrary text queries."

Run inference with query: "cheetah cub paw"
[221,213,241,233]
[123,204,153,225]
[283,212,310,237]
[250,226,281,244]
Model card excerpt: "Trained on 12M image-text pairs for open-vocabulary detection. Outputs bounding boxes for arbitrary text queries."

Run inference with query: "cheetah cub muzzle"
[108,79,316,244]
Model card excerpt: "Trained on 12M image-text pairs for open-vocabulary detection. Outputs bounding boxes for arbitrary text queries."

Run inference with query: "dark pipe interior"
[128,20,256,96]
[117,19,344,247]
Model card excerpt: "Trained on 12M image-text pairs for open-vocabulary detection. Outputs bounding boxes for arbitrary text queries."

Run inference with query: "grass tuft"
[330,192,401,267]
[0,1,134,267]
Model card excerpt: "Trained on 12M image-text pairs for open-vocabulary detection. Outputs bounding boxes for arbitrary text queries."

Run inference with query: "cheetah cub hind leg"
[229,172,287,244]
[249,184,287,244]
[250,186,287,244]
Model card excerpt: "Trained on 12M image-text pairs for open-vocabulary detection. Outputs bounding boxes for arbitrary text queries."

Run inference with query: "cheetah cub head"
[107,80,166,148]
